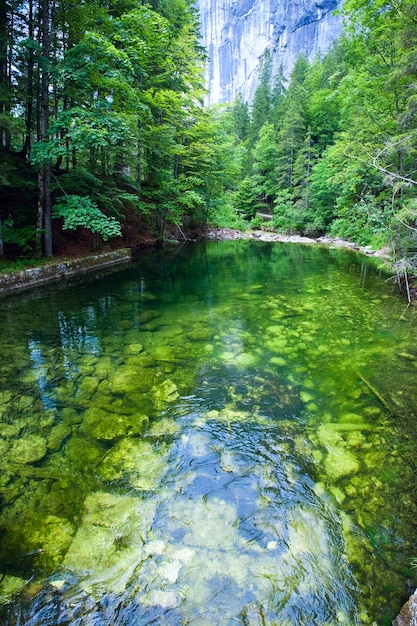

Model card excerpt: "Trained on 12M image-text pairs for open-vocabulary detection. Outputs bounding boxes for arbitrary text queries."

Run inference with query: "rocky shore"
[203,227,391,260]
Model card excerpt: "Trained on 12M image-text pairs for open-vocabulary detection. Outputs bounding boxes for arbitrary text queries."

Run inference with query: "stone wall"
[0,249,132,297]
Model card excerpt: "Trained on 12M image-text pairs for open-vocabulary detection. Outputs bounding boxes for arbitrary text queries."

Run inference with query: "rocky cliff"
[196,0,343,104]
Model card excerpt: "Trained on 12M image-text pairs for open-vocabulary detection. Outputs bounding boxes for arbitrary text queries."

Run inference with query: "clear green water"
[0,240,416,625]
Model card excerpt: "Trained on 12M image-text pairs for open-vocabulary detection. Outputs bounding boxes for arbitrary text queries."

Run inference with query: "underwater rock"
[158,325,184,339]
[138,310,161,324]
[64,436,105,470]
[325,447,359,480]
[148,418,179,439]
[4,513,74,570]
[47,423,72,451]
[0,575,27,602]
[143,590,180,609]
[64,491,156,582]
[99,439,167,490]
[187,326,214,341]
[152,380,179,409]
[81,406,149,440]
[8,434,47,464]
[159,559,182,583]
[126,343,144,354]
[108,365,155,393]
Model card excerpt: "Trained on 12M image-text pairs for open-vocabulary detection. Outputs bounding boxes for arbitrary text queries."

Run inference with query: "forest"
[0,0,416,278]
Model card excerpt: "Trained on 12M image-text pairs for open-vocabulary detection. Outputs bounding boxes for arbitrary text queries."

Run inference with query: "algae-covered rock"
[126,343,144,354]
[148,418,179,439]
[108,365,155,394]
[187,326,214,342]
[152,380,179,409]
[8,434,47,464]
[0,390,12,406]
[0,438,10,457]
[300,391,314,403]
[267,337,288,353]
[47,423,71,451]
[81,406,149,441]
[64,491,156,582]
[3,513,74,570]
[315,424,344,449]
[64,436,105,470]
[339,412,364,424]
[0,575,27,603]
[99,439,167,490]
[152,346,183,363]
[78,376,99,397]
[270,356,286,366]
[234,351,257,368]
[325,448,360,480]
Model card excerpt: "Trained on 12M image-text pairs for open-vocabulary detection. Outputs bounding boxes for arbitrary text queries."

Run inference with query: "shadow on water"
[0,240,416,625]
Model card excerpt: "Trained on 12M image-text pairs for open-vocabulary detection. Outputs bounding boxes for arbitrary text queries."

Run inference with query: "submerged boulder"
[8,435,47,464]
[81,406,149,441]
[63,491,157,585]
[325,448,360,480]
[99,439,167,490]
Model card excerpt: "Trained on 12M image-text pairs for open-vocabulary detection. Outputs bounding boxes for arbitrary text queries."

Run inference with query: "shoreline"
[0,228,395,299]
[203,227,391,260]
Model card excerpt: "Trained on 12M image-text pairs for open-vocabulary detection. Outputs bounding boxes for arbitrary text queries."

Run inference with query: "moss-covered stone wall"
[0,249,132,297]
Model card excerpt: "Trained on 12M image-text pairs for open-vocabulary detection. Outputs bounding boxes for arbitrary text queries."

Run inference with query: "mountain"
[196,0,343,104]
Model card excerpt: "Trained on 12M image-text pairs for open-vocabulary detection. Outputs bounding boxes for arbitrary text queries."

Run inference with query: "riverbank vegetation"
[0,0,416,279]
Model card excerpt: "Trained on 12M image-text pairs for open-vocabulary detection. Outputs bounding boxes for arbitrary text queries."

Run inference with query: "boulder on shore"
[393,590,417,626]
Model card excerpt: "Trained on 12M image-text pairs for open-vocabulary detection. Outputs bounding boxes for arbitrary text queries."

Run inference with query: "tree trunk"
[23,0,35,160]
[37,0,53,257]
[0,216,4,257]
[0,0,11,149]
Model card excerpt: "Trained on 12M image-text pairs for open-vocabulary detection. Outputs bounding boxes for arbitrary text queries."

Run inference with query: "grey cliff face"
[196,0,344,104]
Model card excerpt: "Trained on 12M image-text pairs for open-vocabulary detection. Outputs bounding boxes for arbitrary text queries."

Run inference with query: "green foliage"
[2,0,417,266]
[330,196,391,246]
[233,178,258,220]
[53,196,122,240]
[206,196,248,231]
[2,217,36,252]
[248,214,266,230]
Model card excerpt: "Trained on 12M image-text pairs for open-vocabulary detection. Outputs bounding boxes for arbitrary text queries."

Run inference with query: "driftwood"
[356,371,393,414]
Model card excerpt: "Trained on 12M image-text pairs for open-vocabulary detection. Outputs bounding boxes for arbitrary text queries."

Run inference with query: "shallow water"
[0,240,416,625]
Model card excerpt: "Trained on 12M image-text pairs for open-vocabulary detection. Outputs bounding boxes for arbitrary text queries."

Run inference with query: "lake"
[0,239,416,625]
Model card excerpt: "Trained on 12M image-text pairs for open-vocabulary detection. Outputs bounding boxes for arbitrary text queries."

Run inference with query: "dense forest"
[0,0,416,278]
